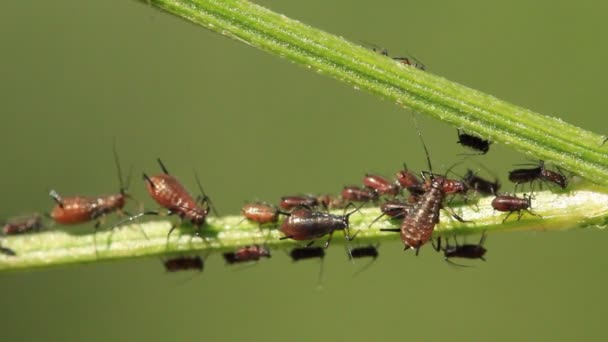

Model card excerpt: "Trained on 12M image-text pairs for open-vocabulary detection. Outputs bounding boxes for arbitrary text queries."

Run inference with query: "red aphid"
[363,173,400,196]
[423,173,468,195]
[395,165,425,195]
[241,203,281,225]
[279,195,319,211]
[3,213,43,235]
[491,194,539,223]
[341,186,378,203]
[223,245,271,264]
[280,206,359,248]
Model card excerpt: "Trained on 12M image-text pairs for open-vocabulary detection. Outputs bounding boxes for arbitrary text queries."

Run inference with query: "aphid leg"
[445,258,470,268]
[305,241,315,248]
[143,173,155,189]
[49,190,64,208]
[194,172,219,216]
[368,212,387,228]
[443,206,468,223]
[501,211,514,224]
[380,228,401,233]
[279,235,294,240]
[431,236,442,252]
[345,227,359,241]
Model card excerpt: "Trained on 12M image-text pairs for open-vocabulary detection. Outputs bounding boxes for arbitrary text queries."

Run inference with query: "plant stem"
[2,187,608,271]
[134,0,608,185]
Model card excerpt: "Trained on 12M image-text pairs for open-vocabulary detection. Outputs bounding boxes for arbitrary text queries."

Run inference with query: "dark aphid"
[341,186,378,203]
[279,205,360,248]
[163,255,204,272]
[2,213,43,235]
[0,242,16,256]
[491,194,539,223]
[279,195,319,211]
[241,203,283,226]
[290,247,325,261]
[395,164,425,195]
[136,159,213,239]
[456,129,491,154]
[508,164,543,190]
[381,118,467,254]
[363,174,400,197]
[540,165,568,189]
[369,200,412,227]
[443,233,487,265]
[463,169,500,196]
[49,146,134,240]
[348,245,379,259]
[223,245,271,265]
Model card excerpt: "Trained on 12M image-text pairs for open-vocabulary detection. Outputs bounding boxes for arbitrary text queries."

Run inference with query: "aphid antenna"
[157,158,171,174]
[194,171,219,217]
[112,141,128,194]
[49,189,64,208]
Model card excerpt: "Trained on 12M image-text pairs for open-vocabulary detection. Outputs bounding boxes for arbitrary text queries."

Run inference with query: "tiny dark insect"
[491,194,539,223]
[279,204,360,248]
[540,164,568,189]
[395,163,425,196]
[241,203,284,226]
[456,129,491,154]
[463,169,500,196]
[289,247,325,261]
[279,195,319,211]
[126,159,214,240]
[0,242,16,256]
[2,213,43,235]
[508,160,567,191]
[223,245,271,265]
[364,42,426,70]
[369,200,412,227]
[341,186,378,203]
[442,232,487,266]
[363,174,400,197]
[348,245,379,259]
[163,255,204,272]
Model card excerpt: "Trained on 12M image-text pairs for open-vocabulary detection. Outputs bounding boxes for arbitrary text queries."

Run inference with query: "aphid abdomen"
[400,186,444,250]
[51,197,98,224]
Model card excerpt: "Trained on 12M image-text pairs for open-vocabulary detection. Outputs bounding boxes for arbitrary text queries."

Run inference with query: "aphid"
[363,41,426,70]
[138,159,213,239]
[49,146,133,240]
[422,173,469,196]
[289,247,325,261]
[316,194,345,210]
[223,245,271,264]
[341,186,378,203]
[395,164,425,195]
[2,213,43,235]
[509,160,567,191]
[540,165,568,189]
[163,255,204,272]
[463,169,500,196]
[348,245,379,259]
[279,195,319,211]
[241,203,283,226]
[362,173,400,197]
[279,205,360,248]
[381,118,466,254]
[456,129,491,154]
[443,233,487,265]
[491,194,539,223]
[369,200,412,227]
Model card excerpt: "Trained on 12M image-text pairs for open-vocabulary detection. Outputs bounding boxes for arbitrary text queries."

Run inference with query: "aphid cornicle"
[140,159,213,239]
[362,174,400,197]
[443,233,487,265]
[223,245,271,264]
[163,255,204,272]
[456,129,491,154]
[49,146,133,238]
[341,186,378,203]
[289,247,325,261]
[491,194,539,223]
[279,205,360,248]
[2,213,43,235]
[463,169,500,196]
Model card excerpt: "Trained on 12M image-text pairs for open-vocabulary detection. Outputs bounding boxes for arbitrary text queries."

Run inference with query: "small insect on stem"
[48,145,139,254]
[279,195,319,211]
[491,194,540,223]
[279,203,362,248]
[369,200,412,228]
[463,169,500,196]
[341,186,378,204]
[223,245,271,265]
[2,213,43,235]
[361,41,426,70]
[123,159,214,242]
[163,255,204,272]
[362,174,401,197]
[442,232,487,267]
[241,203,287,228]
[456,129,491,155]
[508,160,568,192]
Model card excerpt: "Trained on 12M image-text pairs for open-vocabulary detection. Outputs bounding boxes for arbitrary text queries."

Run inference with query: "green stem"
[135,0,608,185]
[2,187,608,271]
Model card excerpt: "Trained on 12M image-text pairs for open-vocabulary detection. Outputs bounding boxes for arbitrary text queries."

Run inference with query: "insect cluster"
[0,47,571,277]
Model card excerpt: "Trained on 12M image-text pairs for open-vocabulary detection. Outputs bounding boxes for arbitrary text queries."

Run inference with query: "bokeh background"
[2,0,608,341]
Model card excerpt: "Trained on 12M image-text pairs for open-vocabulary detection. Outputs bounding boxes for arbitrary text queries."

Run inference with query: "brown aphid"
[279,195,319,211]
[540,166,568,189]
[163,255,204,272]
[422,173,468,195]
[395,164,425,195]
[3,213,43,235]
[223,245,271,264]
[279,206,359,248]
[362,174,400,197]
[241,203,282,225]
[139,159,213,238]
[316,194,345,210]
[341,186,378,203]
[491,194,539,223]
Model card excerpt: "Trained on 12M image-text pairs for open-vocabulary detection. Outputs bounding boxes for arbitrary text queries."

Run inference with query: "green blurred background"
[1,0,608,340]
